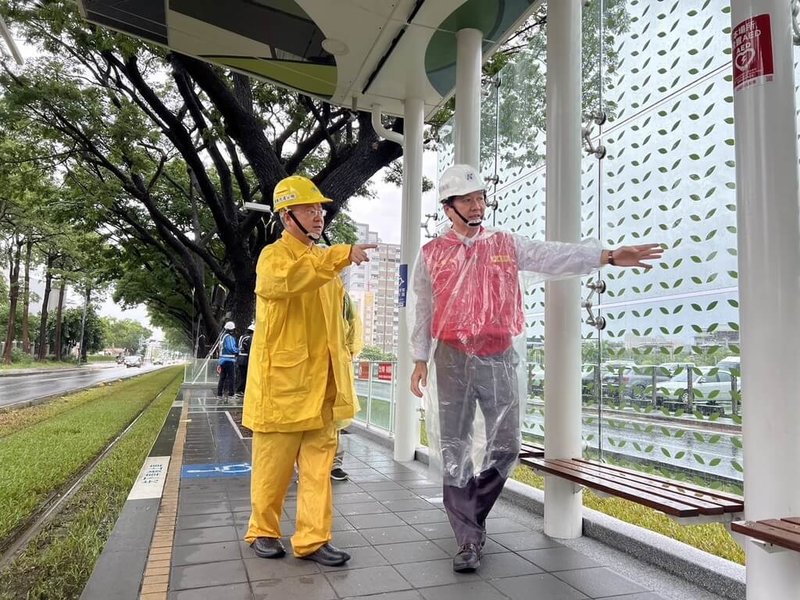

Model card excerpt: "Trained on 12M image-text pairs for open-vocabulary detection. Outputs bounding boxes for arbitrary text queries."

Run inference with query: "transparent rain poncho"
[410,227,601,488]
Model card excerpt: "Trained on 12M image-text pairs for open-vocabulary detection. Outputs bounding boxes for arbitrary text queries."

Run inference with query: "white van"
[716,355,740,375]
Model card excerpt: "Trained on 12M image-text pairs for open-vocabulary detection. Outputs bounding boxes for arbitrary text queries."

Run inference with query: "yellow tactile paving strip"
[139,401,189,600]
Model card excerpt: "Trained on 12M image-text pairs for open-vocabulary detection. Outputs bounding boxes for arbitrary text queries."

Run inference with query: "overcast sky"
[347,151,440,244]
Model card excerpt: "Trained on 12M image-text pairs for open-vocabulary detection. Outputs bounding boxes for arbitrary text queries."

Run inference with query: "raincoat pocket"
[269,347,311,400]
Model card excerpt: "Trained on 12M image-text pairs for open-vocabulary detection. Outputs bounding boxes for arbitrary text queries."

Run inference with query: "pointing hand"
[349,244,378,266]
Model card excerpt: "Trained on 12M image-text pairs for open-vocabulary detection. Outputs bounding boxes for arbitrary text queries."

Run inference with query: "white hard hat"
[438,164,485,203]
[224,321,235,330]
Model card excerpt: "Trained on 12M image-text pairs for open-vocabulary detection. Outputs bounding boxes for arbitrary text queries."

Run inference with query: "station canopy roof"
[77,0,540,119]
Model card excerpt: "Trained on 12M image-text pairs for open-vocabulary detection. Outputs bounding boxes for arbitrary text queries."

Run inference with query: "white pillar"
[454,28,483,168]
[394,97,424,462]
[543,0,584,539]
[730,1,800,597]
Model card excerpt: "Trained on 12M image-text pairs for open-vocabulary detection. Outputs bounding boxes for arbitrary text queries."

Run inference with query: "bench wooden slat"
[569,458,742,513]
[519,442,544,459]
[571,457,744,510]
[731,518,800,552]
[523,457,700,518]
[548,459,725,515]
[761,519,800,536]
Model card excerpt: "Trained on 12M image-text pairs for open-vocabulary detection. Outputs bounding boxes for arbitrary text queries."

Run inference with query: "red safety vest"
[423,230,524,356]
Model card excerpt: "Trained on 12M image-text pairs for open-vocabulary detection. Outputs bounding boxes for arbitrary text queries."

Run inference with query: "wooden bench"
[731,517,800,553]
[519,442,545,459]
[520,456,743,524]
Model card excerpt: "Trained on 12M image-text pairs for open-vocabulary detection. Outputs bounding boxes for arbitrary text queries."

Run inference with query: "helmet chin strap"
[288,210,322,241]
[452,205,482,228]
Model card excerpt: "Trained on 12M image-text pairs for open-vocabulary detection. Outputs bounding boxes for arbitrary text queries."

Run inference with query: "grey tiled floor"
[170,391,693,599]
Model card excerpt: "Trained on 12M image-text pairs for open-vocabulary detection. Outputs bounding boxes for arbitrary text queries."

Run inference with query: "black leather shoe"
[453,543,481,572]
[251,537,285,559]
[299,543,351,566]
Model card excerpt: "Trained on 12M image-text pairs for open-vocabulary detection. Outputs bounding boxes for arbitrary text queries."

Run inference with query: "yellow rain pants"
[245,370,337,556]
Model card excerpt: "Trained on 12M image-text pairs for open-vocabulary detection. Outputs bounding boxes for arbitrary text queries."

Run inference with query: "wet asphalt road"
[0,363,166,410]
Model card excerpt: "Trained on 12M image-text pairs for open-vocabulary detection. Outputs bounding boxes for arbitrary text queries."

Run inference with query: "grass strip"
[512,465,745,564]
[0,360,80,371]
[0,376,145,439]
[0,370,182,600]
[0,368,181,543]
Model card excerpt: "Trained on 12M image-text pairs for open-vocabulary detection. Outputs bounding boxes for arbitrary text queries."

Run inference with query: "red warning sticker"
[732,14,774,92]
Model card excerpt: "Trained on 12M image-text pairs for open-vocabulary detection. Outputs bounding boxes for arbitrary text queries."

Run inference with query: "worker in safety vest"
[410,164,662,573]
[217,321,238,400]
[235,323,254,398]
[243,175,376,566]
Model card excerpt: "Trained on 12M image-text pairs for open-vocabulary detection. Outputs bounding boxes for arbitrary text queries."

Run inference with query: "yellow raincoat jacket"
[243,231,357,433]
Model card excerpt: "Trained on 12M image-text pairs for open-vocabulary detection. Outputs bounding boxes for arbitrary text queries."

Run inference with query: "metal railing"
[182,357,399,435]
[183,358,220,384]
[353,360,397,434]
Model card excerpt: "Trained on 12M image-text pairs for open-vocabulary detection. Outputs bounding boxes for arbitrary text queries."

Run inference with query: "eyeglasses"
[292,208,327,217]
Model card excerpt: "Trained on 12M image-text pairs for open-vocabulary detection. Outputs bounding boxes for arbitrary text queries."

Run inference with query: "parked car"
[656,362,696,377]
[528,364,545,394]
[716,355,741,376]
[601,364,671,401]
[124,355,143,368]
[153,358,163,365]
[656,367,737,411]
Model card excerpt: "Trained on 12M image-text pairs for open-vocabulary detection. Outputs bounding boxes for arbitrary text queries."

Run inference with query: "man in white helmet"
[217,320,238,401]
[410,164,662,573]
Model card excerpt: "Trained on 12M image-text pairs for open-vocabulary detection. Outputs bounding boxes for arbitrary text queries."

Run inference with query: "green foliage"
[99,317,152,353]
[358,345,397,361]
[327,211,358,245]
[0,370,181,600]
[0,368,180,542]
[0,0,405,349]
[47,305,104,358]
[475,1,630,168]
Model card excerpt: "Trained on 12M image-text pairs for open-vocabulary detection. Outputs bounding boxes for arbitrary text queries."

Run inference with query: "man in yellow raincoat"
[243,175,375,566]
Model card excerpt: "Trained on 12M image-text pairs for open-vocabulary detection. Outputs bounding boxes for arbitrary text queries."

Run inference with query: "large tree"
[99,316,151,354]
[2,1,404,354]
[0,2,627,356]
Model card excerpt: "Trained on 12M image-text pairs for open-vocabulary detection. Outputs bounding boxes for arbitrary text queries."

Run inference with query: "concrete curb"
[348,421,746,600]
[0,367,86,377]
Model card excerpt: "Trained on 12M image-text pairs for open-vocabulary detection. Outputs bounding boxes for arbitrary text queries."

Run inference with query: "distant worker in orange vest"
[410,164,663,573]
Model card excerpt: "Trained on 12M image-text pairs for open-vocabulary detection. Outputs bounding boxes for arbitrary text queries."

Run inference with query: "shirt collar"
[282,230,314,255]
[448,226,484,246]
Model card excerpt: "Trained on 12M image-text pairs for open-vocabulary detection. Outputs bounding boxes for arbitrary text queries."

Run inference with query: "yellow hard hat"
[273,175,332,211]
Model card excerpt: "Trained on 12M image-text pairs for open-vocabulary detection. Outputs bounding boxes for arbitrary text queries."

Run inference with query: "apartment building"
[343,222,400,355]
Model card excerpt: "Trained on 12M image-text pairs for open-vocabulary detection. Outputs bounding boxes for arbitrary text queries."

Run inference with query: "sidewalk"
[83,385,737,600]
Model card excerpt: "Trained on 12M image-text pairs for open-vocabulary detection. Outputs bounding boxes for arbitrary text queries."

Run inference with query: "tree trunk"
[54,277,66,361]
[37,254,54,360]
[229,272,257,341]
[21,240,33,355]
[78,285,90,364]
[2,238,23,365]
